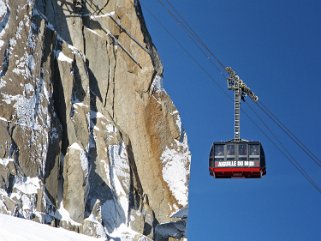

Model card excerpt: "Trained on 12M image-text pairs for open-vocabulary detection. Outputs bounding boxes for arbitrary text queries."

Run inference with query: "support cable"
[257,101,321,168]
[245,102,321,194]
[156,0,226,71]
[150,0,321,170]
[142,1,321,194]
[142,4,229,99]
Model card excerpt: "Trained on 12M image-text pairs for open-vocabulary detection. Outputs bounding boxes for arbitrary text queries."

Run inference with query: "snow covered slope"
[0,213,101,241]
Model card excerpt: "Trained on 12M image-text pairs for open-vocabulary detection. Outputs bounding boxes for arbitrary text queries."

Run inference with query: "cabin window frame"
[214,144,225,161]
[249,144,260,161]
[226,144,236,161]
[238,143,248,161]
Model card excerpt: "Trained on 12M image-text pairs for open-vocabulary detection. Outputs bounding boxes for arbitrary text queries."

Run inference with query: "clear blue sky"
[141,1,321,240]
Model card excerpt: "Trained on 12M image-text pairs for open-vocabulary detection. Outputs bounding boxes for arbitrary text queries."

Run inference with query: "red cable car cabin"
[209,141,266,178]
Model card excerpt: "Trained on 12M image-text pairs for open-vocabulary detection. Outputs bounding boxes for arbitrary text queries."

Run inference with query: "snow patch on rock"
[0,79,6,89]
[57,203,82,226]
[0,157,13,167]
[84,213,106,238]
[0,0,10,48]
[108,223,152,241]
[69,142,83,151]
[68,143,89,175]
[13,176,40,195]
[151,74,164,93]
[102,142,131,234]
[10,176,41,218]
[0,0,6,18]
[54,50,73,64]
[13,52,33,79]
[108,143,130,193]
[1,77,49,131]
[160,133,190,207]
[14,93,39,129]
[24,82,34,94]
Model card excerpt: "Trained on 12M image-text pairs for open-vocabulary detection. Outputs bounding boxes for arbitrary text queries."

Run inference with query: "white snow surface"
[151,74,164,92]
[89,11,115,20]
[160,133,190,207]
[108,223,151,241]
[13,177,40,195]
[0,213,102,241]
[56,203,82,226]
[102,143,131,234]
[0,0,6,18]
[54,50,73,63]
[0,157,13,167]
[0,79,6,89]
[0,0,9,48]
[69,142,83,151]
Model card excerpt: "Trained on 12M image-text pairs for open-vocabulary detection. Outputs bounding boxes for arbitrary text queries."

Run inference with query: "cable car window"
[226,144,235,160]
[226,144,235,155]
[238,144,247,155]
[249,145,260,160]
[238,143,248,161]
[214,145,224,157]
[214,145,224,161]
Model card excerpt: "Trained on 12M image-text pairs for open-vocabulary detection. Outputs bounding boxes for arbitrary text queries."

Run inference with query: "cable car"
[209,140,266,178]
[209,67,266,178]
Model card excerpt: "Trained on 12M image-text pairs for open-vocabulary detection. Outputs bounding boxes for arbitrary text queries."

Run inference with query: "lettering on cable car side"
[216,160,258,167]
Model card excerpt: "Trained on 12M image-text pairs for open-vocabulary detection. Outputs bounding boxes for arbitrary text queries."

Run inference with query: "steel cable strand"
[257,101,321,169]
[244,102,321,194]
[156,0,226,71]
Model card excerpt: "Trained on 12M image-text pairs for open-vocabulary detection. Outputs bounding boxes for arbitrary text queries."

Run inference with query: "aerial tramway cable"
[245,102,321,194]
[257,101,321,168]
[142,4,229,98]
[149,0,321,170]
[156,0,226,72]
[141,0,321,190]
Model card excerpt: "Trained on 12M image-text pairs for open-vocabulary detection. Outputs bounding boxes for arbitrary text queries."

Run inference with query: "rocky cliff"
[0,0,190,240]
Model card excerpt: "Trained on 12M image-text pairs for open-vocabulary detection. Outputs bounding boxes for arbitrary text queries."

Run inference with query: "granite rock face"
[0,0,190,240]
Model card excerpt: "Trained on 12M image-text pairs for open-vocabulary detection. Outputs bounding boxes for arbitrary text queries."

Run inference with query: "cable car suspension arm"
[226,67,258,141]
